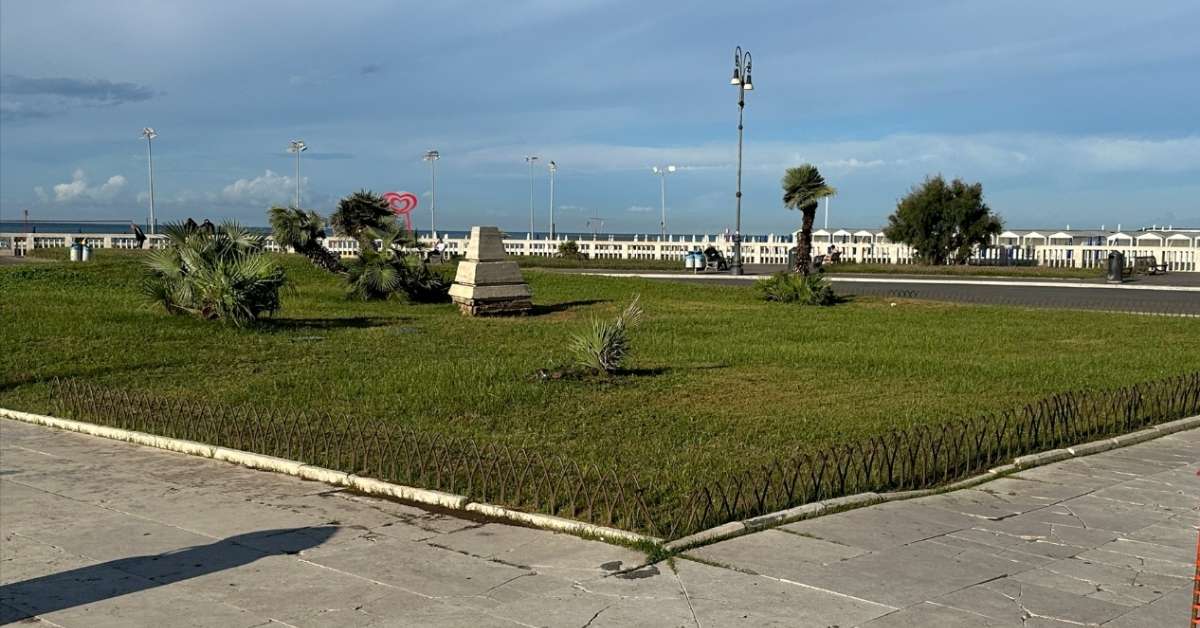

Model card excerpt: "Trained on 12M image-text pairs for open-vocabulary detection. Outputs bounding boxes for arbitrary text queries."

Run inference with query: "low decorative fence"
[50,373,1200,541]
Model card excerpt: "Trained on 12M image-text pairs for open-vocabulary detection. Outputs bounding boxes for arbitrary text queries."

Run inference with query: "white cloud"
[221,170,302,205]
[45,169,127,202]
[456,134,1200,178]
[625,205,655,213]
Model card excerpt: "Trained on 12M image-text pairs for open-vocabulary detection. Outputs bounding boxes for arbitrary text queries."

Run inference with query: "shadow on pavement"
[0,526,337,623]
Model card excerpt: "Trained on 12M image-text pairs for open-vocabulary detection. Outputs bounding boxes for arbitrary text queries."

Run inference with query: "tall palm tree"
[330,190,394,239]
[782,165,836,275]
[267,206,344,273]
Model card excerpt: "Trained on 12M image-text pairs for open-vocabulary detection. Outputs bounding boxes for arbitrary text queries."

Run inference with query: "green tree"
[330,190,394,239]
[142,221,287,326]
[267,206,344,273]
[884,176,1002,265]
[343,224,450,302]
[557,240,583,259]
[782,165,836,275]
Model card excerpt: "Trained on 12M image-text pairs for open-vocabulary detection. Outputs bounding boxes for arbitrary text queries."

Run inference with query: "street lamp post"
[729,46,753,275]
[140,128,158,234]
[423,149,440,236]
[288,140,308,209]
[651,165,677,240]
[525,155,539,237]
[547,161,557,241]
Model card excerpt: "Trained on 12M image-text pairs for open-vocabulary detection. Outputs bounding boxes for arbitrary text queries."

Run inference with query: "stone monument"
[449,226,532,316]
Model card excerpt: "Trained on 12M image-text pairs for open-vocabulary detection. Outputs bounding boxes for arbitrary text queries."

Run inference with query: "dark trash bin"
[1106,251,1125,283]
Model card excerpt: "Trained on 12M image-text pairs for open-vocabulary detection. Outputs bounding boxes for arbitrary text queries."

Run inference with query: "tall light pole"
[651,165,677,239]
[423,149,440,236]
[729,46,753,275]
[547,160,557,240]
[525,155,539,237]
[141,128,158,234]
[288,139,307,208]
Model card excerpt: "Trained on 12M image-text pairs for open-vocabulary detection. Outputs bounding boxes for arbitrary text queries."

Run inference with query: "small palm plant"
[755,271,836,305]
[569,295,644,374]
[330,190,394,239]
[343,225,450,302]
[143,221,287,326]
[267,206,344,273]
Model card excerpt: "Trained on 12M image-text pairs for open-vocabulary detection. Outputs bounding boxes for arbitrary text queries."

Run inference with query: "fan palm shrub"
[755,272,836,305]
[330,190,394,238]
[343,225,450,302]
[143,221,287,326]
[569,295,644,374]
[267,206,344,273]
[782,165,836,275]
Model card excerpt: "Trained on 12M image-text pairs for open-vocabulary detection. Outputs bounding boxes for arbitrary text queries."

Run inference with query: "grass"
[2,249,1196,494]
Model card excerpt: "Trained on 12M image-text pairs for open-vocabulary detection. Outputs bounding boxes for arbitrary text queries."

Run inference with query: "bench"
[1133,255,1168,275]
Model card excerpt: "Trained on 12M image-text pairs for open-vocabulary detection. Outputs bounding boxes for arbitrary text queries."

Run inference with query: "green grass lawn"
[2,249,1195,491]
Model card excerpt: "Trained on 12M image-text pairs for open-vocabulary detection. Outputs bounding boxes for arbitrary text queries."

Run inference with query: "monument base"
[452,296,534,317]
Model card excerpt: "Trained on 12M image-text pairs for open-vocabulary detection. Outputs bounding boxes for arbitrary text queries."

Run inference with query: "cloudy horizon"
[2,1,1198,233]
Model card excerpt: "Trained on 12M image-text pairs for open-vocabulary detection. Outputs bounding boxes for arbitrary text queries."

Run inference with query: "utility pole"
[729,46,753,275]
[141,128,158,234]
[548,160,557,240]
[423,150,440,236]
[524,155,539,237]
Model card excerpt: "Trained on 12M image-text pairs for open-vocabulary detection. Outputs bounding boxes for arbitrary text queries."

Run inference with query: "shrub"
[344,226,450,302]
[755,271,836,305]
[557,240,584,259]
[142,222,287,326]
[569,295,644,374]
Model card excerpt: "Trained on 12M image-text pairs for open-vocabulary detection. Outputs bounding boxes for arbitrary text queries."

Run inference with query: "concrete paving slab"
[1010,556,1191,607]
[1099,586,1194,628]
[779,500,978,551]
[2,417,1197,627]
[674,558,895,627]
[857,601,1017,627]
[687,528,868,577]
[931,577,1129,626]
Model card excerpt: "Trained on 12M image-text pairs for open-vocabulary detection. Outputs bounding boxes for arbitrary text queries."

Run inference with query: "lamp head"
[423,149,440,161]
[289,140,308,153]
[548,160,557,172]
[141,127,157,140]
[667,165,677,173]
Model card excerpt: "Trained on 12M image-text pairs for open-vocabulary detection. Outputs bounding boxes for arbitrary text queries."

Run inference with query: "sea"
[0,221,789,243]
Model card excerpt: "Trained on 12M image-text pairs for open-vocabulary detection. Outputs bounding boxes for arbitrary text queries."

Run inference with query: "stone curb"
[0,408,658,546]
[670,415,1200,553]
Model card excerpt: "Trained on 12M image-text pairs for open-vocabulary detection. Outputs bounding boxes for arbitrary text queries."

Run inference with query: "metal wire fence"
[50,373,1200,540]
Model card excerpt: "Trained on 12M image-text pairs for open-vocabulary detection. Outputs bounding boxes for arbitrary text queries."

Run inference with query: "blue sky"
[2,0,1198,234]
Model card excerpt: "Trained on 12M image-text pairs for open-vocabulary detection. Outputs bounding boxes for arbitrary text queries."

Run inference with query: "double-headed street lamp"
[524,155,539,237]
[729,46,753,275]
[288,139,308,209]
[651,165,676,240]
[547,160,558,240]
[140,127,158,234]
[423,149,440,235]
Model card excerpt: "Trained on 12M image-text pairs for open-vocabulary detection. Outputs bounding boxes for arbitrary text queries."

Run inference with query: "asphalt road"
[553,268,1200,316]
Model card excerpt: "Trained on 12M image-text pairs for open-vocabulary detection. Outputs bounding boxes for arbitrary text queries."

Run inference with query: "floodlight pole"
[288,139,307,209]
[525,155,539,237]
[548,161,557,240]
[141,128,158,234]
[424,150,440,236]
[652,166,676,240]
[730,46,753,275]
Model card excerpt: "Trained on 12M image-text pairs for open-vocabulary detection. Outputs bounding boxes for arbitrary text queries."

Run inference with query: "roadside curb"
[663,415,1200,553]
[0,408,657,546]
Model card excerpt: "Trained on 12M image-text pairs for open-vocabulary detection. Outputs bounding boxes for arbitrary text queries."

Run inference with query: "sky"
[2,0,1198,235]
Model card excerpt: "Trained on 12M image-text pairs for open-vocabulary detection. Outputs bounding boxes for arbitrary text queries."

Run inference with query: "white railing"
[3,230,1197,272]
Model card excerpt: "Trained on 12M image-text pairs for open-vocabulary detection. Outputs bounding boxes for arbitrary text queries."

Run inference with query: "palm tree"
[330,190,394,239]
[143,221,287,326]
[782,165,836,275]
[267,206,344,273]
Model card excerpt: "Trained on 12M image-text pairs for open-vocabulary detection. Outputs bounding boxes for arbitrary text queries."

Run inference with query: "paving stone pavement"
[1,418,1196,627]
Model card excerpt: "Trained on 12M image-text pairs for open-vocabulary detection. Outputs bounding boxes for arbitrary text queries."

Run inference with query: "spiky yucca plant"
[569,295,644,374]
[267,206,344,273]
[142,221,287,326]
